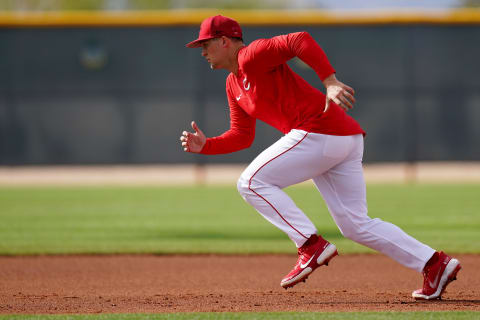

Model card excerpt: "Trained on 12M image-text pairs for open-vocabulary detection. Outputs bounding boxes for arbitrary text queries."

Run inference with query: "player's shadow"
[346,299,480,307]
[404,299,480,305]
[305,298,480,307]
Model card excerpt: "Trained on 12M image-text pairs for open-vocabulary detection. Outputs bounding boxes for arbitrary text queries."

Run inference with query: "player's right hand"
[180,121,207,153]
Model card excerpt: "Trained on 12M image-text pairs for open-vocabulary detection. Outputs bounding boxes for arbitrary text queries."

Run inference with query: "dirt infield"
[1,254,479,314]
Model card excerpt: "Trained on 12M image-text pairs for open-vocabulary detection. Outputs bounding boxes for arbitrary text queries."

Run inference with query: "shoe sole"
[281,244,338,289]
[412,258,461,300]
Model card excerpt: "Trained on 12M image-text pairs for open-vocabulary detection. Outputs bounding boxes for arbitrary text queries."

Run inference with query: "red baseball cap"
[186,15,242,48]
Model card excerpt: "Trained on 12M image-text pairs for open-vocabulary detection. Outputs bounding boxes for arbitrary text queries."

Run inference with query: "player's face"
[201,38,227,70]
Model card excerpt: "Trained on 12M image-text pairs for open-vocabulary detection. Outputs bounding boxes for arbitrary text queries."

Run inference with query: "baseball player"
[180,15,461,300]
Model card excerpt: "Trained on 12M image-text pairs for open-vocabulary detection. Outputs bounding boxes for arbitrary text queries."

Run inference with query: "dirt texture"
[1,254,479,314]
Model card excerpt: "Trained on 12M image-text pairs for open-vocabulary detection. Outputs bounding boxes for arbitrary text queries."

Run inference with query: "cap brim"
[186,36,214,48]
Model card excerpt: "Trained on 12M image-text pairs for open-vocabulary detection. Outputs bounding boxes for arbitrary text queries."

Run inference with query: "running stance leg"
[312,134,435,272]
[237,130,348,247]
[237,129,347,287]
[312,135,461,299]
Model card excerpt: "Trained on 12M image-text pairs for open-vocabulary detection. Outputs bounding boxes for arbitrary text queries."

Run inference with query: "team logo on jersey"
[243,76,250,91]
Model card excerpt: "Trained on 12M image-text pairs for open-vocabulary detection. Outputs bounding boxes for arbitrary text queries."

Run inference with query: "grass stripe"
[1,311,479,320]
[0,184,479,255]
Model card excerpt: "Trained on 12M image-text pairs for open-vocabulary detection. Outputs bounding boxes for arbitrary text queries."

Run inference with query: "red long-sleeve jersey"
[200,31,365,155]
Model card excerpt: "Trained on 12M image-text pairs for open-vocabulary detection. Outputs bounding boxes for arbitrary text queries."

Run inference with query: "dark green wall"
[1,25,479,164]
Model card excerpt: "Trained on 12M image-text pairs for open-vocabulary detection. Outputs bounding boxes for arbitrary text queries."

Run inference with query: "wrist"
[322,73,337,87]
[199,139,208,154]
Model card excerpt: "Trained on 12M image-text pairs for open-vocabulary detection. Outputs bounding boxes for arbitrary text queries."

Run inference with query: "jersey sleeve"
[200,83,256,155]
[242,31,335,81]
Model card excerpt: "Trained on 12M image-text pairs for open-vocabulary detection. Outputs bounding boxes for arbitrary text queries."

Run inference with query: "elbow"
[299,31,316,44]
[294,31,312,41]
[245,128,255,148]
[244,135,255,149]
[237,130,255,150]
[288,31,315,53]
[237,134,254,151]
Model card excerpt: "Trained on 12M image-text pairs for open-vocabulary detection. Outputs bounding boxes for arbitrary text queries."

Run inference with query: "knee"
[337,220,355,240]
[237,173,267,200]
[338,217,380,241]
[340,227,359,241]
[237,174,251,199]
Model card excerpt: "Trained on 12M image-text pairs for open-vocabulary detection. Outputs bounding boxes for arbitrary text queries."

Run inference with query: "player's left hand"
[322,74,356,112]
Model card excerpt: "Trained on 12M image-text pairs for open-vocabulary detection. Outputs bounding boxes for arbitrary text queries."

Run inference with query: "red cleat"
[280,234,338,289]
[412,251,461,300]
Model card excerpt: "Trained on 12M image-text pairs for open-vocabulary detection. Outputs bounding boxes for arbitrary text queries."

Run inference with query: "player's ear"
[220,36,229,48]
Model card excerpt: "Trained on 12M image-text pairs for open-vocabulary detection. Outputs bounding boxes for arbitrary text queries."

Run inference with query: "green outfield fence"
[1,9,480,165]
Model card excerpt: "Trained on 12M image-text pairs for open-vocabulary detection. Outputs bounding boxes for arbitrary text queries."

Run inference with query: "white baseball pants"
[237,129,435,273]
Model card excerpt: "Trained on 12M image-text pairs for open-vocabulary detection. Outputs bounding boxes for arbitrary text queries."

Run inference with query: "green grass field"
[0,184,479,255]
[1,184,479,319]
[0,311,479,320]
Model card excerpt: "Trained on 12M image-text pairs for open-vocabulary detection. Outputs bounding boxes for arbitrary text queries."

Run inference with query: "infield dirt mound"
[1,254,479,314]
